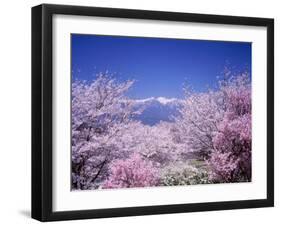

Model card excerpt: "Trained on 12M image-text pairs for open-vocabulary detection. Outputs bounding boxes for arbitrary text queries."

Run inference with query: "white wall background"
[0,0,279,225]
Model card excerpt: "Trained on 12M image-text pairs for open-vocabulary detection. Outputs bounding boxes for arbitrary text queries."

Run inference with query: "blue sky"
[71,34,251,99]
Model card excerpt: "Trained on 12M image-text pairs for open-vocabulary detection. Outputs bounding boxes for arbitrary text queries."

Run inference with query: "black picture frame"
[32,3,274,222]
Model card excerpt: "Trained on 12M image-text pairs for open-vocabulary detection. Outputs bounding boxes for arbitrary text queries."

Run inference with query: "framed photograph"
[32,4,274,221]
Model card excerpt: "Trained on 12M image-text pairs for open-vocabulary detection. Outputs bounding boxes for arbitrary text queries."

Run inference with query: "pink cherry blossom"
[103,153,160,189]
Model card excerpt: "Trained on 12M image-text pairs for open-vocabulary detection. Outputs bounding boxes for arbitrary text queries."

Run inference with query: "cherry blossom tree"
[209,73,251,182]
[173,72,251,182]
[174,88,223,159]
[72,73,140,189]
[127,121,183,166]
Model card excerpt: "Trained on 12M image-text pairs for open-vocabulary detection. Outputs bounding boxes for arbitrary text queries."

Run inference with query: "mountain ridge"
[131,97,183,126]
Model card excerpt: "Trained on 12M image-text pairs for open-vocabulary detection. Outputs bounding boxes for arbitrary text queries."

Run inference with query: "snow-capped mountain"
[132,97,183,126]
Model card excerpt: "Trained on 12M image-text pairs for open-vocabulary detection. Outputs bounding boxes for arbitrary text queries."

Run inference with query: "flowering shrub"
[160,163,210,186]
[103,154,160,189]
